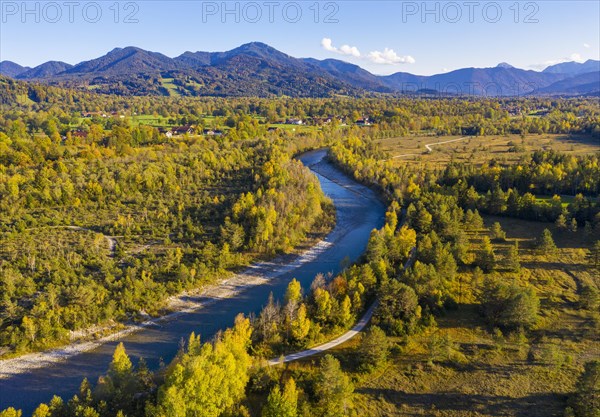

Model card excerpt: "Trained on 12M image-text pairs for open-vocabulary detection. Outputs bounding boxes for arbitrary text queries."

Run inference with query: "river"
[0,149,386,415]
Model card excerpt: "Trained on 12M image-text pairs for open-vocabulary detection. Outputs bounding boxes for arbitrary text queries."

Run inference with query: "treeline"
[2,76,599,138]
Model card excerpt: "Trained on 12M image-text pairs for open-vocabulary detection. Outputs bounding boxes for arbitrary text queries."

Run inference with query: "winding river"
[0,149,386,415]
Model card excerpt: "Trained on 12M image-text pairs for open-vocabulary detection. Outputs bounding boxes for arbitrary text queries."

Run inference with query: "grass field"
[276,215,598,417]
[377,134,600,169]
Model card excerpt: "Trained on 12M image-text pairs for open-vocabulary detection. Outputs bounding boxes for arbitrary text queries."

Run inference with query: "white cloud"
[583,43,591,49]
[320,38,361,57]
[321,38,414,65]
[570,53,583,62]
[529,53,585,70]
[367,48,415,65]
[339,44,361,57]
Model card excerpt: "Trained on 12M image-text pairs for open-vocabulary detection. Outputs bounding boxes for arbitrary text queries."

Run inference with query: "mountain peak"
[496,62,514,69]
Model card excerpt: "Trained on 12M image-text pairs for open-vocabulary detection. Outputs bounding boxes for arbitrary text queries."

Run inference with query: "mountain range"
[1,42,598,97]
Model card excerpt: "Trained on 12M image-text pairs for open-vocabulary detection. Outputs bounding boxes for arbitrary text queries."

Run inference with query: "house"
[286,118,304,125]
[81,111,107,118]
[203,129,224,136]
[355,117,372,126]
[70,130,89,139]
[171,125,195,135]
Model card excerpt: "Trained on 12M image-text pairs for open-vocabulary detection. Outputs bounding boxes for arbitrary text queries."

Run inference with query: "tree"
[375,281,419,336]
[0,409,22,417]
[290,304,311,342]
[262,378,298,417]
[567,360,600,417]
[505,241,521,272]
[109,342,133,380]
[569,218,579,233]
[312,288,333,325]
[490,222,506,241]
[314,355,354,417]
[475,236,496,272]
[480,277,539,330]
[154,314,252,417]
[358,326,389,372]
[555,213,568,230]
[537,228,557,255]
[589,241,600,269]
[285,279,302,305]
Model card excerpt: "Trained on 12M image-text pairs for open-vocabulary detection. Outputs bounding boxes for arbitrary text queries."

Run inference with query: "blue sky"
[1,1,599,75]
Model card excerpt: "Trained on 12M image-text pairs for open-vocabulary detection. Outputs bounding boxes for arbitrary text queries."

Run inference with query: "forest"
[0,79,599,417]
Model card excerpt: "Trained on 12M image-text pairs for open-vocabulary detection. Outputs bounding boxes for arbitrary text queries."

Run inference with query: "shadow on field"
[356,388,565,416]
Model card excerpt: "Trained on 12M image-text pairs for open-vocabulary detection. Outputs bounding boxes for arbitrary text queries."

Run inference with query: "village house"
[171,125,196,136]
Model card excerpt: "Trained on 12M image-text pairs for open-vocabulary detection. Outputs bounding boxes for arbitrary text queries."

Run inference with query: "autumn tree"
[262,378,298,417]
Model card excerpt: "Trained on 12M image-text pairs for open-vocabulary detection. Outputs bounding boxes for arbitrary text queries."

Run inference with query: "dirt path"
[392,136,470,158]
[26,226,118,256]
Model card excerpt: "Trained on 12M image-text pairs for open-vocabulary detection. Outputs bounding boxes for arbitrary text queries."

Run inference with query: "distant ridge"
[1,43,598,97]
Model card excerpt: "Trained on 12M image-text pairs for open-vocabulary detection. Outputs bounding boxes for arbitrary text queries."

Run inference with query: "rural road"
[392,136,470,158]
[268,302,377,365]
[26,225,118,255]
[268,247,417,366]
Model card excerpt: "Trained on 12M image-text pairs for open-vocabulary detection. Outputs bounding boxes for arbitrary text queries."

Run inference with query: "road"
[392,136,470,158]
[268,247,418,366]
[268,302,377,365]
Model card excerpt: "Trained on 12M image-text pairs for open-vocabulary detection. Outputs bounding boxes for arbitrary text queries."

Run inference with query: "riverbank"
[0,238,334,379]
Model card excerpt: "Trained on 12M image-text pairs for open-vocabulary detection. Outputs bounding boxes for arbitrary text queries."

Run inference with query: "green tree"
[490,222,506,241]
[285,279,302,305]
[314,355,354,417]
[537,228,557,255]
[262,378,298,417]
[480,277,539,330]
[567,360,600,417]
[290,304,311,342]
[375,280,419,336]
[505,241,521,272]
[154,314,252,417]
[358,326,389,372]
[476,236,496,272]
[555,213,568,230]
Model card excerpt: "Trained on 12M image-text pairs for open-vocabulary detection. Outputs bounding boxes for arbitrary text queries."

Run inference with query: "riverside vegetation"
[0,78,599,416]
